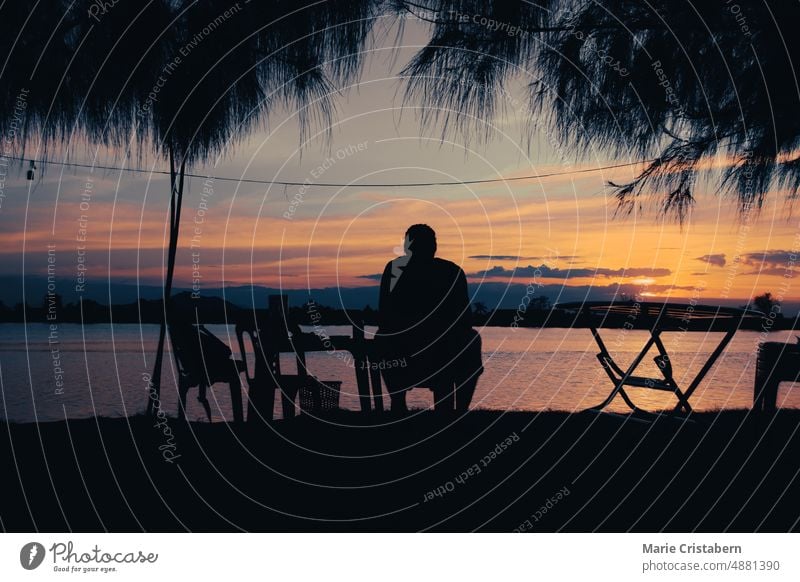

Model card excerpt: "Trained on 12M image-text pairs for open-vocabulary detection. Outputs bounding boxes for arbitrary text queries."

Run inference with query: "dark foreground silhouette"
[1,409,799,532]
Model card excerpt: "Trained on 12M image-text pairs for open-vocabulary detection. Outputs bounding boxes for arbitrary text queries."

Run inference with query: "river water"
[1,323,797,423]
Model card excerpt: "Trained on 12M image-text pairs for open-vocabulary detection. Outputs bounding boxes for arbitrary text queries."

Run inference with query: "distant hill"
[1,276,797,317]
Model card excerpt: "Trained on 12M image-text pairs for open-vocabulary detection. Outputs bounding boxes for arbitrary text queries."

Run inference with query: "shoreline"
[4,405,800,426]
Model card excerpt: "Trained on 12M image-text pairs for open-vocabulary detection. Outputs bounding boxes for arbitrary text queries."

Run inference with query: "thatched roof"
[395,1,800,219]
[0,0,379,165]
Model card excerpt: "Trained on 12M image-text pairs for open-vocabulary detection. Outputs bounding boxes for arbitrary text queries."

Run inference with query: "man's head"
[404,224,437,258]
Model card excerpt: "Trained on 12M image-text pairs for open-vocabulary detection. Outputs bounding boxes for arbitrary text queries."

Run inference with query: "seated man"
[376,224,483,413]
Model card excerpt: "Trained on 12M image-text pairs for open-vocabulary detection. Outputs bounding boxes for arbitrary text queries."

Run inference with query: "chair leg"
[673,388,693,414]
[382,371,408,413]
[455,376,478,412]
[369,365,384,412]
[247,377,276,423]
[229,377,244,423]
[388,391,408,413]
[354,353,371,412]
[198,383,212,422]
[178,381,189,421]
[618,387,639,412]
[281,382,297,419]
[763,379,780,413]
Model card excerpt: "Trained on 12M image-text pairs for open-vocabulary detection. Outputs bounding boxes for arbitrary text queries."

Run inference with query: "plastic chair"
[170,323,245,423]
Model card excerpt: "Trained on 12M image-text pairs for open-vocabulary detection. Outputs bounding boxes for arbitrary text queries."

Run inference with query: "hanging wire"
[1,154,648,189]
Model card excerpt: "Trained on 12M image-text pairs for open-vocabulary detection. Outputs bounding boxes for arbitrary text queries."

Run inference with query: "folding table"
[556,301,763,414]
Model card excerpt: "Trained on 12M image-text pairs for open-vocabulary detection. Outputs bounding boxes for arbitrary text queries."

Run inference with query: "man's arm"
[452,266,472,332]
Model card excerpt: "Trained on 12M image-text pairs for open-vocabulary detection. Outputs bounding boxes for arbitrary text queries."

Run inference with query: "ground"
[1,410,798,532]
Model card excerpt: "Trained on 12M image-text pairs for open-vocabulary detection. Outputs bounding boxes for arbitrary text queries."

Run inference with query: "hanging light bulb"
[26,160,36,181]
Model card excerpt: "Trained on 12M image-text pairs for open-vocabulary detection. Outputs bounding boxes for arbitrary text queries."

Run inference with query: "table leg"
[352,326,372,413]
[354,352,372,412]
[248,373,277,423]
[673,328,736,413]
[652,333,693,413]
[588,328,660,412]
[369,364,384,412]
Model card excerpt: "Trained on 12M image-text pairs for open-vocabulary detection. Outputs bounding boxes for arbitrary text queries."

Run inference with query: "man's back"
[378,256,471,347]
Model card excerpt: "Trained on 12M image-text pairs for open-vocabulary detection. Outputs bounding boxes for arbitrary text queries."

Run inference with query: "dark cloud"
[735,250,797,275]
[468,264,671,280]
[630,284,698,292]
[357,273,383,281]
[468,255,538,261]
[468,255,582,261]
[695,253,726,268]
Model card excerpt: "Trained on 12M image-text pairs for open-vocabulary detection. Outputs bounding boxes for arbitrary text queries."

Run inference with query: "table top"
[555,301,763,328]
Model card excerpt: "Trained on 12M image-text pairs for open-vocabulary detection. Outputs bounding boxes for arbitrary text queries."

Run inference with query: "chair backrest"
[234,295,305,389]
[757,342,800,381]
[170,323,232,384]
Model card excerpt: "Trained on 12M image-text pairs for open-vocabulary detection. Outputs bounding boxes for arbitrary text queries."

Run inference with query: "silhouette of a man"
[377,224,483,413]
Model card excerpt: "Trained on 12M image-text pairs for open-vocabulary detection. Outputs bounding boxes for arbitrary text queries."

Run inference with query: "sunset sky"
[2,18,798,312]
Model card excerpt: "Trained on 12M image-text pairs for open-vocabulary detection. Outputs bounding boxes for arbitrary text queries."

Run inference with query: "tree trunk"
[147,145,187,415]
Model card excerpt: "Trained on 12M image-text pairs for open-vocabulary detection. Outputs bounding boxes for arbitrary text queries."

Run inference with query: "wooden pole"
[147,146,185,415]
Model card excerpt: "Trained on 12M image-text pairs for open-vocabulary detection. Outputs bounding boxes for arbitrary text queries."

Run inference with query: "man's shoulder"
[433,257,464,274]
